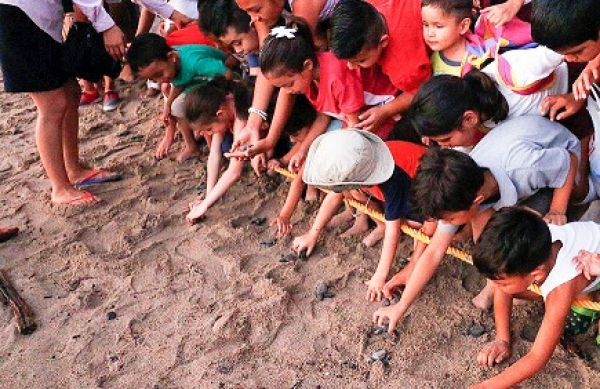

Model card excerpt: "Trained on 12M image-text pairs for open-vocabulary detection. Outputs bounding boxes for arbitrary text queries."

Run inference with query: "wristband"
[248,106,268,121]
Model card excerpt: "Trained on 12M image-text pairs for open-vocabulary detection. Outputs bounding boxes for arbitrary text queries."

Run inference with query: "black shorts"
[0,5,69,93]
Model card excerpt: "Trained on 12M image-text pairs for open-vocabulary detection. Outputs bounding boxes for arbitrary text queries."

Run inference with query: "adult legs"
[30,81,98,205]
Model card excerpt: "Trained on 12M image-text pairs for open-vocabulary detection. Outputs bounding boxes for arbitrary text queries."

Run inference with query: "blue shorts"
[0,5,69,93]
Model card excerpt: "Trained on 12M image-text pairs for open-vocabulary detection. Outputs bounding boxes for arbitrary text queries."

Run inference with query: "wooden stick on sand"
[0,270,37,335]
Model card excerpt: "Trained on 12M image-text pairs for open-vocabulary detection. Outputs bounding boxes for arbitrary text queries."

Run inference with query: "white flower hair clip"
[269,26,297,39]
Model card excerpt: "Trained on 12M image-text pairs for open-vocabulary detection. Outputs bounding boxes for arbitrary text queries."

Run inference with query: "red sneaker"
[102,91,120,112]
[79,90,101,106]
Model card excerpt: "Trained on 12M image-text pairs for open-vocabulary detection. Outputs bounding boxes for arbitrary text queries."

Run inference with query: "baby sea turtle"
[250,217,267,226]
[466,322,487,338]
[315,282,335,301]
[260,238,277,248]
[367,349,390,365]
[382,291,402,307]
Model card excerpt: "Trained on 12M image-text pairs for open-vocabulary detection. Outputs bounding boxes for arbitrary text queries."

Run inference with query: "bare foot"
[472,282,495,311]
[118,64,135,83]
[328,207,354,229]
[362,222,385,247]
[175,146,201,163]
[52,189,99,206]
[340,214,369,238]
[305,185,319,202]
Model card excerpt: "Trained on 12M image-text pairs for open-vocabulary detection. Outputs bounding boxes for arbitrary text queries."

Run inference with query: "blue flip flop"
[75,170,122,187]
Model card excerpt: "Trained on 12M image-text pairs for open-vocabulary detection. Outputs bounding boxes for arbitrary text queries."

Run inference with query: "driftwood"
[0,270,37,335]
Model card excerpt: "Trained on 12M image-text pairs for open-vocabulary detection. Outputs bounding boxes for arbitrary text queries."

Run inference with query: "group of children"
[43,0,600,387]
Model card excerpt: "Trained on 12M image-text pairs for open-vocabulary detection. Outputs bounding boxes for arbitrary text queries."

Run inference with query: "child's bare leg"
[305,185,319,202]
[362,218,385,247]
[175,119,201,162]
[340,211,369,237]
[328,203,354,228]
[472,280,495,310]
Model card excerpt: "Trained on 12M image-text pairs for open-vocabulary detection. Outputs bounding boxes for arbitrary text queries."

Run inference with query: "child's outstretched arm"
[364,218,402,302]
[292,191,344,257]
[544,151,578,225]
[205,132,225,194]
[373,226,456,333]
[270,163,306,238]
[288,113,330,173]
[471,280,578,389]
[574,250,600,280]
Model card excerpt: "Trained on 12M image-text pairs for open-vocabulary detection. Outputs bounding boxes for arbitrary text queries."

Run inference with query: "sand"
[1,78,600,389]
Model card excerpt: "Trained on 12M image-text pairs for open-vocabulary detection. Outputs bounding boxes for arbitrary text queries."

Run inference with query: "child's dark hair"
[260,16,316,77]
[198,0,251,38]
[412,148,485,219]
[422,0,474,22]
[126,33,172,73]
[184,76,253,125]
[330,0,386,59]
[284,95,317,136]
[532,0,600,51]
[408,70,508,137]
[473,207,552,280]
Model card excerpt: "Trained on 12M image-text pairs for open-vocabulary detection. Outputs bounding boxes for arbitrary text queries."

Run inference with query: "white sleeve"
[73,0,115,33]
[497,46,564,87]
[134,0,175,19]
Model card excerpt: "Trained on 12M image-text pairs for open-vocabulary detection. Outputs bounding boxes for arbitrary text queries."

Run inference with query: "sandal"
[564,306,600,336]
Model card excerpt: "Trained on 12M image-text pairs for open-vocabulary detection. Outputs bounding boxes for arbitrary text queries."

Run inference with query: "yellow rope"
[273,166,600,312]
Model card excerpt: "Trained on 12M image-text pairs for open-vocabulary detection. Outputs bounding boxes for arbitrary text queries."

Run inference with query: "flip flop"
[75,170,122,187]
[53,190,99,206]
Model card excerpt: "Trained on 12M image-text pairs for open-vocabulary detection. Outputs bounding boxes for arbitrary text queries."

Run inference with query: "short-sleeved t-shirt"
[470,115,581,211]
[368,0,431,94]
[172,45,227,91]
[305,52,364,121]
[540,222,600,299]
[363,141,427,221]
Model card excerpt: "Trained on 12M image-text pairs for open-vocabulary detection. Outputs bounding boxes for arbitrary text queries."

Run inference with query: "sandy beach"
[1,78,600,389]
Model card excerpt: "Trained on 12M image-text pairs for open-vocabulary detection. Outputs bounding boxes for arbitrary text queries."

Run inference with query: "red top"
[368,0,431,94]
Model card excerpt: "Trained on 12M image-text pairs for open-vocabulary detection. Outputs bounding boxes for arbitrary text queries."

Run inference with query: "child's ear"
[462,110,480,128]
[302,59,314,71]
[459,17,471,35]
[530,265,546,285]
[380,34,389,49]
[472,194,486,207]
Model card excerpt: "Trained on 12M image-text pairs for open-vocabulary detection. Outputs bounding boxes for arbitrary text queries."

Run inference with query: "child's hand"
[267,159,283,171]
[540,94,584,121]
[288,149,307,174]
[543,210,567,226]
[372,305,404,334]
[271,216,292,238]
[480,0,521,27]
[292,233,317,257]
[155,134,173,160]
[186,200,206,224]
[357,105,391,132]
[476,338,511,368]
[161,107,173,127]
[382,271,409,299]
[364,272,387,301]
[573,56,600,101]
[574,250,600,280]
[251,154,266,176]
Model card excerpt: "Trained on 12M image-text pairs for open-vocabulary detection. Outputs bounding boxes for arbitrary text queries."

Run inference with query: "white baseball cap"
[302,129,394,187]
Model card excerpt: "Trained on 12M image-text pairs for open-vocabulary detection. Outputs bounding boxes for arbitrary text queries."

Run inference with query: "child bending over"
[373,116,581,329]
[183,77,257,223]
[267,95,319,238]
[293,129,426,301]
[468,207,600,389]
[126,33,229,162]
